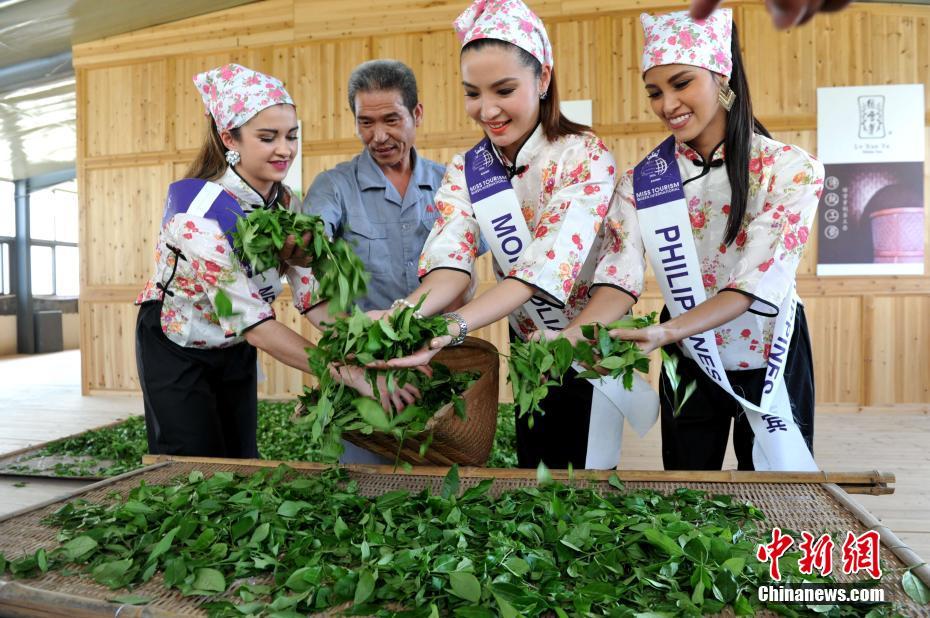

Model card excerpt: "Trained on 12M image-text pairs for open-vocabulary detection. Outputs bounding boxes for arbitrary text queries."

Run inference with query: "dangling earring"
[539,91,548,101]
[718,82,736,112]
[225,150,241,167]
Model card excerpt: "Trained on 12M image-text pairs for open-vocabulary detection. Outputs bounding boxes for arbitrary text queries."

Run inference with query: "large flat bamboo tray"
[0,456,925,617]
[0,418,132,481]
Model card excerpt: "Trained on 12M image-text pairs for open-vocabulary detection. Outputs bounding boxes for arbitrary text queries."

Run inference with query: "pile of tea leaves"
[1,464,901,616]
[1,401,521,479]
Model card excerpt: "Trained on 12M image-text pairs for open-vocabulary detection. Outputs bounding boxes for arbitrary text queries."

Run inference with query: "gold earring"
[718,83,736,111]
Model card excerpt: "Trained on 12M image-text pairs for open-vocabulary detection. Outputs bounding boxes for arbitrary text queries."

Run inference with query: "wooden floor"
[1,350,928,561]
[0,351,139,455]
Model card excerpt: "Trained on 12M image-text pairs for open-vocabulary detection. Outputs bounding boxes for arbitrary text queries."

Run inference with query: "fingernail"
[769,4,800,28]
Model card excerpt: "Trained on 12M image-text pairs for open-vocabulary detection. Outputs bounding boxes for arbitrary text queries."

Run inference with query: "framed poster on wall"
[816,84,925,276]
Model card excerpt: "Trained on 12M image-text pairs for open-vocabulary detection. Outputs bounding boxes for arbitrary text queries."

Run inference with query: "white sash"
[633,137,817,471]
[463,139,659,469]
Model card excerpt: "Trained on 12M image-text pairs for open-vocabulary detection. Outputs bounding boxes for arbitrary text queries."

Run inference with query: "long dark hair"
[461,38,589,141]
[185,121,240,181]
[722,22,771,245]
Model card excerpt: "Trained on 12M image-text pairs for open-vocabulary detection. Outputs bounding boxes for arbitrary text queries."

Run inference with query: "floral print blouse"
[136,167,318,349]
[418,125,616,339]
[598,132,824,370]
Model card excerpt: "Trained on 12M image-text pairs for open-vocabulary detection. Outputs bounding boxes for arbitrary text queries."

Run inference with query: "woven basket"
[344,337,500,466]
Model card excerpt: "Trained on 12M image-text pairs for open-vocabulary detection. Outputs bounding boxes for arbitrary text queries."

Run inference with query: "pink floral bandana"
[454,0,553,68]
[193,63,294,131]
[640,8,733,77]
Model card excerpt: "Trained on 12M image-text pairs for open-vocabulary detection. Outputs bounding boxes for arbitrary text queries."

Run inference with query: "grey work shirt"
[302,148,445,311]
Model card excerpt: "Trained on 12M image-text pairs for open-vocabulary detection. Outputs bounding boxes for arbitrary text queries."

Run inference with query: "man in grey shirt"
[303,60,454,464]
[302,59,445,312]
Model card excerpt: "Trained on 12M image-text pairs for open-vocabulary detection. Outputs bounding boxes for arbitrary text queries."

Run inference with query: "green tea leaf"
[284,566,319,592]
[354,570,375,604]
[441,464,460,500]
[493,591,520,618]
[643,528,684,557]
[722,556,745,576]
[354,397,390,431]
[277,500,304,517]
[536,461,553,486]
[448,571,481,603]
[163,557,187,587]
[333,516,349,540]
[503,556,530,577]
[63,535,98,561]
[214,289,236,318]
[92,559,133,588]
[903,570,930,604]
[249,522,271,546]
[192,567,226,593]
[148,526,179,562]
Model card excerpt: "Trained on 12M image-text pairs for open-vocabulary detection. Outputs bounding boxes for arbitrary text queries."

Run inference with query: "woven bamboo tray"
[0,456,926,617]
[343,337,500,466]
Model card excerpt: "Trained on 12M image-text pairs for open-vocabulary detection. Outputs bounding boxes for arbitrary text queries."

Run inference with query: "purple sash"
[162,178,243,250]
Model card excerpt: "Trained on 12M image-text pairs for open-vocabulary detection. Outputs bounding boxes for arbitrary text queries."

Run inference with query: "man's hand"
[365,308,391,321]
[690,0,851,29]
[329,364,423,412]
[278,232,312,269]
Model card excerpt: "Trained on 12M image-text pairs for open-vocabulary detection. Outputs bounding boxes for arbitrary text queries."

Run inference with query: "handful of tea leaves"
[508,312,659,422]
[230,207,368,314]
[299,300,475,461]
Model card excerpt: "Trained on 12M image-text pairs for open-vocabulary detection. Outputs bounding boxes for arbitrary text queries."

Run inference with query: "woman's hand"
[329,364,423,412]
[530,325,588,345]
[366,333,452,369]
[607,324,668,356]
[690,0,851,29]
[529,328,560,343]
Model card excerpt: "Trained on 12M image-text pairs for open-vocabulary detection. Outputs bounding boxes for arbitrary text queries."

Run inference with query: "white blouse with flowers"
[136,167,318,349]
[597,132,824,371]
[418,125,617,339]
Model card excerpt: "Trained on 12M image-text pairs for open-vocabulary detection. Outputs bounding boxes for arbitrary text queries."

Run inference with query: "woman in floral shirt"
[374,0,618,469]
[136,64,418,458]
[564,9,823,471]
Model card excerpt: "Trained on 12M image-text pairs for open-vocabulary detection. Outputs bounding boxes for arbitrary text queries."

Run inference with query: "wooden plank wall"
[73,0,930,407]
